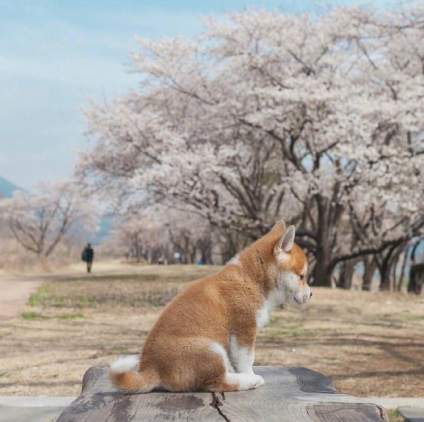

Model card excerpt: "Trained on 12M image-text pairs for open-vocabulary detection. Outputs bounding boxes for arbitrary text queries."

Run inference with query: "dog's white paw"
[226,372,265,390]
[252,374,265,388]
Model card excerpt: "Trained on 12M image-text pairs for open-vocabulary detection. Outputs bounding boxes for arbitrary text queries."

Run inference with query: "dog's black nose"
[310,291,313,298]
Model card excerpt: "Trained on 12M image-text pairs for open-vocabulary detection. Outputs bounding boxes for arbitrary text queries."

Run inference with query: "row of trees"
[107,207,254,265]
[108,208,213,264]
[78,4,424,289]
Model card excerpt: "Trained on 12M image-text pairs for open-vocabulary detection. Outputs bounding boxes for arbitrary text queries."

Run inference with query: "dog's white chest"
[256,299,273,328]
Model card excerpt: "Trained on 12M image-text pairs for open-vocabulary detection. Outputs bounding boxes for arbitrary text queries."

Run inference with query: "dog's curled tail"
[109,355,159,393]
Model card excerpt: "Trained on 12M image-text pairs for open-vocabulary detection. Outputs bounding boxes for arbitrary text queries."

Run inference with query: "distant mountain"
[0,176,21,198]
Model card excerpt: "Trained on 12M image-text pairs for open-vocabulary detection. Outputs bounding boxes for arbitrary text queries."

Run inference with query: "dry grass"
[0,264,423,397]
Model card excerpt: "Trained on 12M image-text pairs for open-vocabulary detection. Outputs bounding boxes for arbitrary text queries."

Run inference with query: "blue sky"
[0,0,396,189]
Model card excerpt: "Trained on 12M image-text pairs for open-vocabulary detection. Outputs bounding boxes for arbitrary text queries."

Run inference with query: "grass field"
[0,264,423,398]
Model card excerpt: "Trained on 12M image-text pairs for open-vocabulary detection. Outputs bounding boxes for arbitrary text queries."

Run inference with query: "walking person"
[81,243,94,273]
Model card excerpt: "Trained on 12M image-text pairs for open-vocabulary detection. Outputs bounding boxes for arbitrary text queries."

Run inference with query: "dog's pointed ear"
[274,225,296,255]
[271,219,286,234]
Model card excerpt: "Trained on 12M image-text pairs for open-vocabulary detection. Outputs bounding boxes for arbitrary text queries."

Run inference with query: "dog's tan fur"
[110,221,311,393]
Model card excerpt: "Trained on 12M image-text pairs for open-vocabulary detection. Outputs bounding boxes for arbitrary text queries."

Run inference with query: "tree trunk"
[362,257,377,291]
[312,196,334,287]
[398,248,410,293]
[339,260,357,289]
[409,263,424,295]
[313,246,333,287]
[379,245,398,291]
[199,242,212,265]
[379,262,391,291]
[190,247,197,264]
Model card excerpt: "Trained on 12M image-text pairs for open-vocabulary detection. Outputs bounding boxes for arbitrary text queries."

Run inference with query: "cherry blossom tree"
[78,4,424,286]
[109,215,146,263]
[0,182,97,265]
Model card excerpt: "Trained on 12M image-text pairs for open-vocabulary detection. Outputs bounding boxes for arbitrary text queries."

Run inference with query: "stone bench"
[57,366,387,421]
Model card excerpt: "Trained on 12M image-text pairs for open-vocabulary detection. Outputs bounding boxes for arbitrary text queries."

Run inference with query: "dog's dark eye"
[300,274,304,280]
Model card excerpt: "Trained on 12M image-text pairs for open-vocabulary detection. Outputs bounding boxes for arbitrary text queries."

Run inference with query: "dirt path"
[0,276,41,320]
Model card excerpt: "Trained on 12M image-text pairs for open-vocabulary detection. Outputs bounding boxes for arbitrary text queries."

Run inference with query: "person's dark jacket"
[81,246,94,263]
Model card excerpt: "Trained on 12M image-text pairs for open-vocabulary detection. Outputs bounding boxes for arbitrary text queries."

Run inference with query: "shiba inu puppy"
[110,220,311,393]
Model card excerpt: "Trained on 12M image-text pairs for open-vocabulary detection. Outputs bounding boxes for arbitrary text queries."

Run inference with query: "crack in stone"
[376,405,387,421]
[210,392,231,422]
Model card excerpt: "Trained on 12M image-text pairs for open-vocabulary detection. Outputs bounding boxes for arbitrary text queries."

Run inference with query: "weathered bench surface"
[57,366,386,421]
